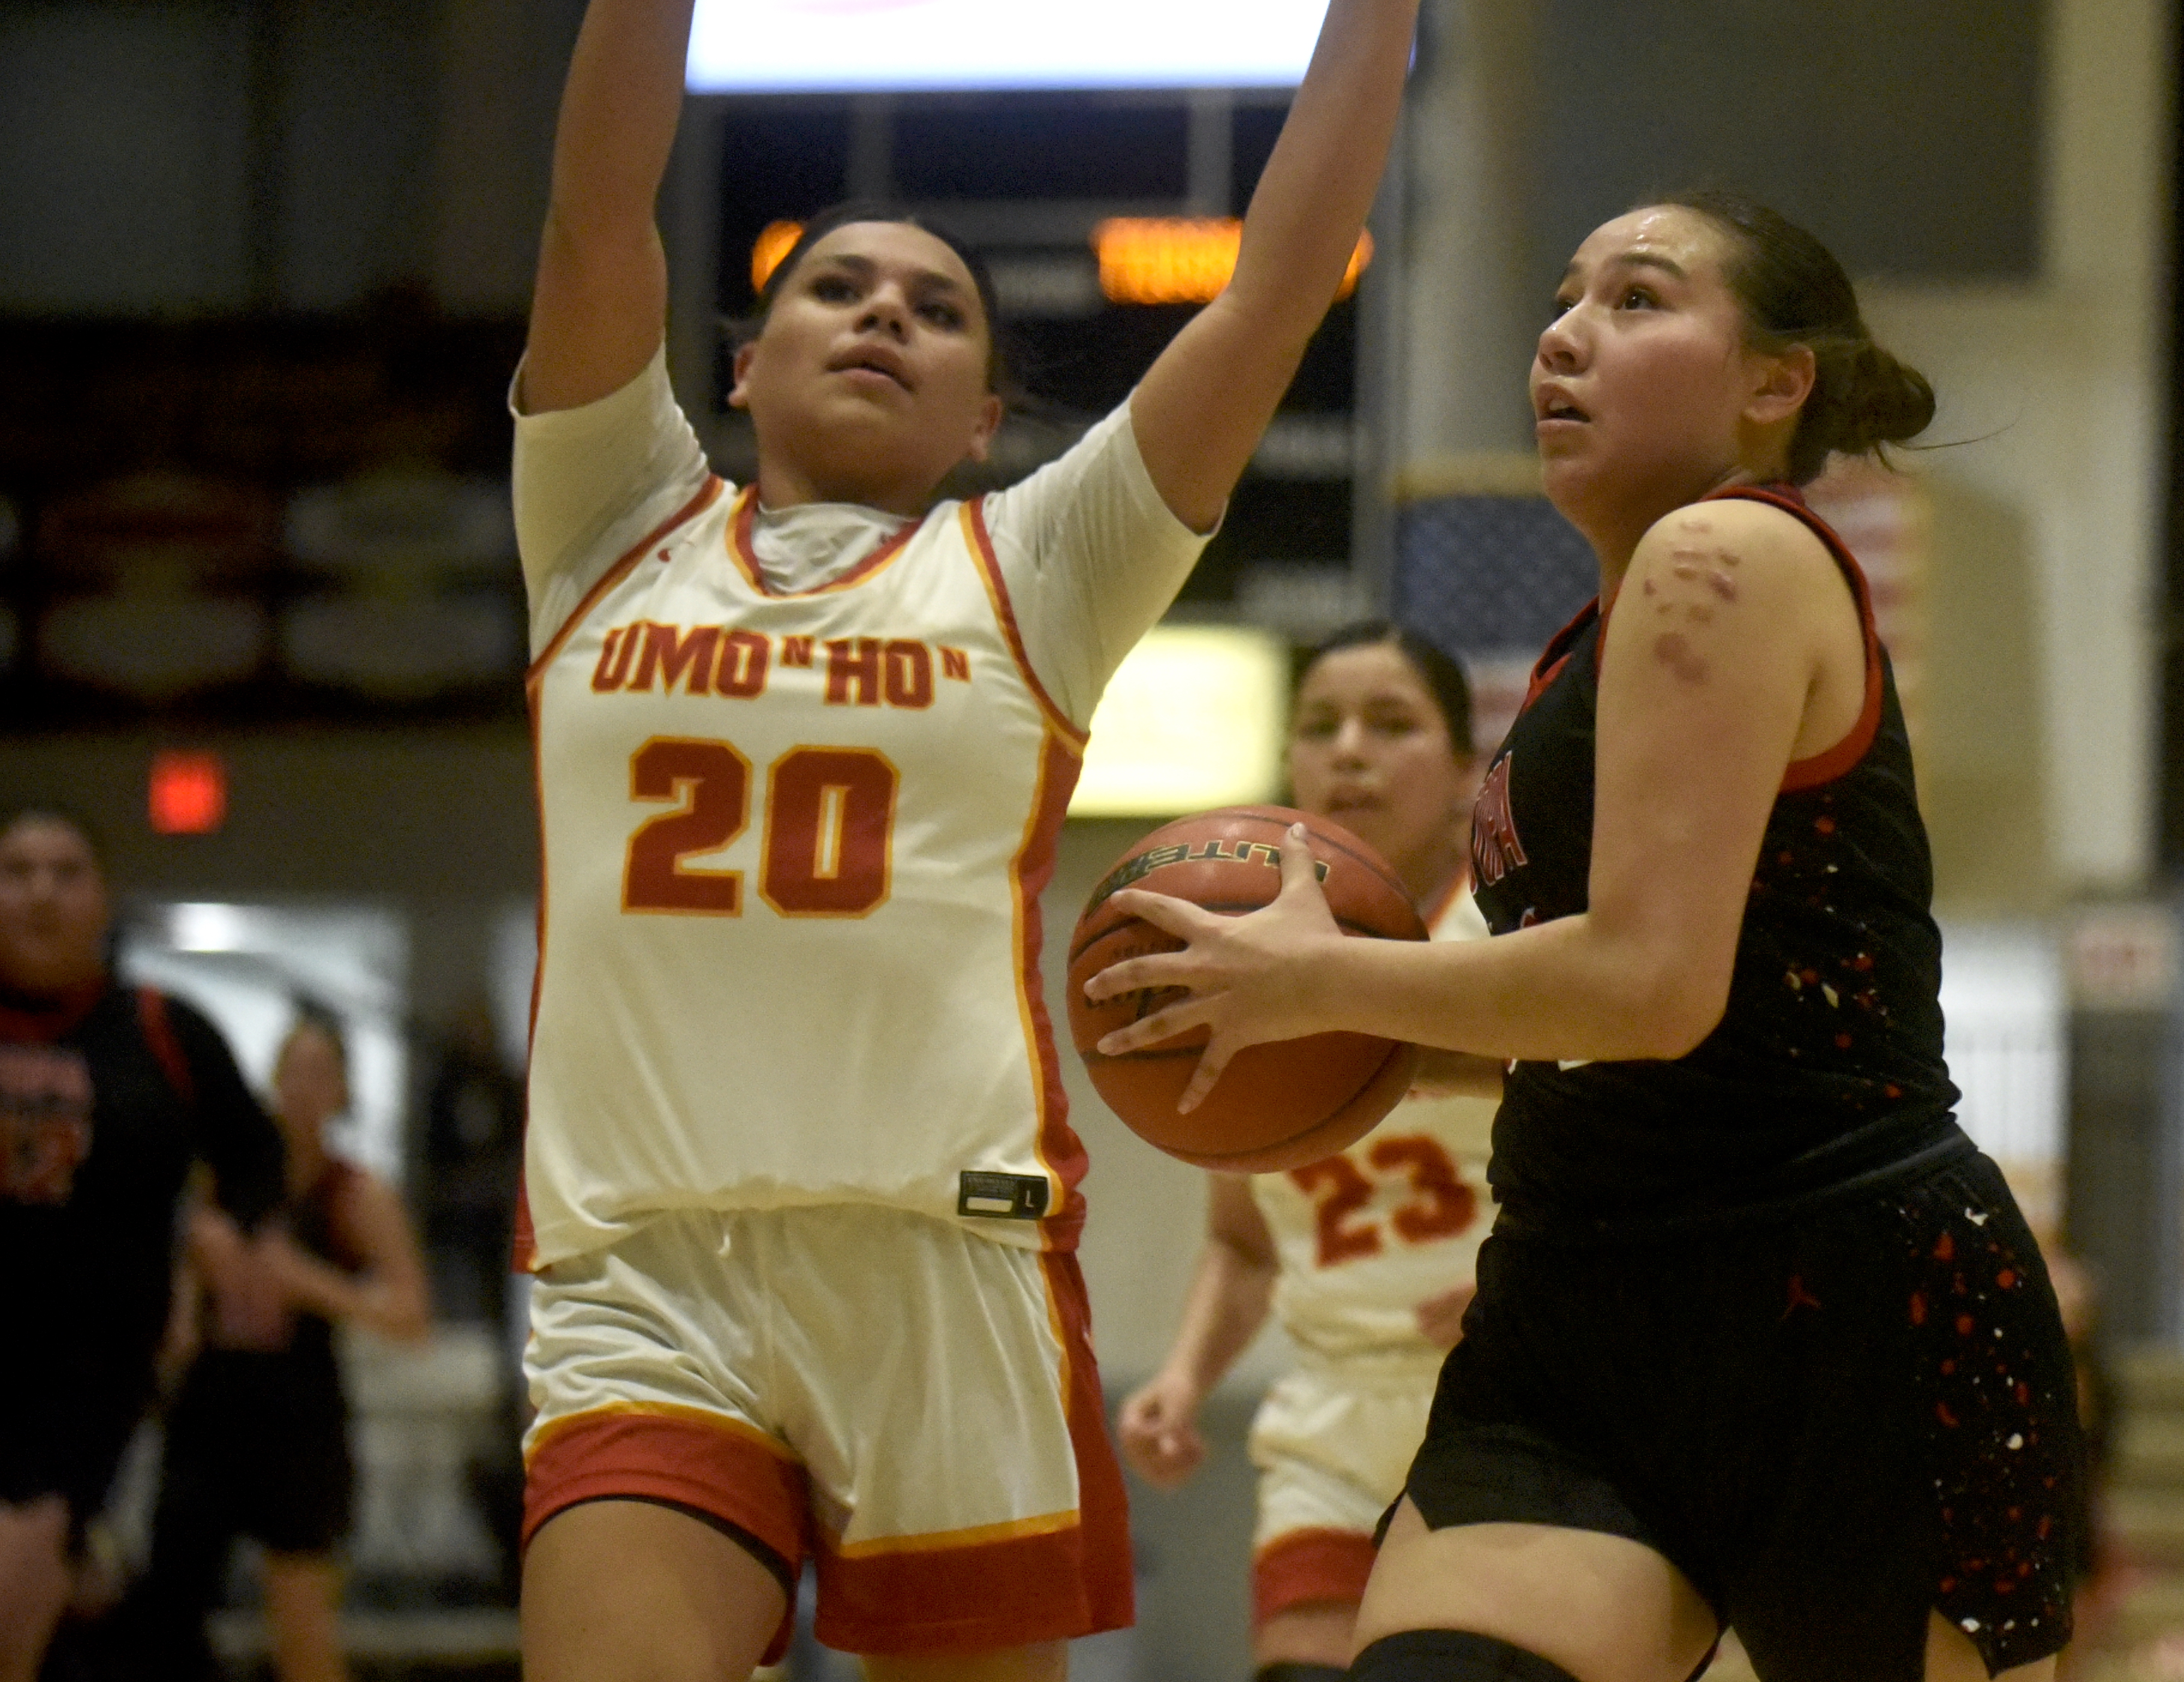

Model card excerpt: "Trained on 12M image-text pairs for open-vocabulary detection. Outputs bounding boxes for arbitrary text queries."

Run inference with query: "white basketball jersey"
[1251,888,1498,1358]
[521,481,1088,1270]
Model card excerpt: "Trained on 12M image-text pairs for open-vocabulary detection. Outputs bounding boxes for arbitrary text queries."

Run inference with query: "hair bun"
[1660,191,1935,481]
[1800,334,1935,479]
[1839,340,1936,452]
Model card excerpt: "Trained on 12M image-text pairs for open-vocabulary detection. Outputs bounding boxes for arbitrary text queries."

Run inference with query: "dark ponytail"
[1659,190,1935,484]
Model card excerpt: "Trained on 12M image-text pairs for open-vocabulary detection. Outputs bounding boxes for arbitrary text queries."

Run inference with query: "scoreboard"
[686,0,1334,94]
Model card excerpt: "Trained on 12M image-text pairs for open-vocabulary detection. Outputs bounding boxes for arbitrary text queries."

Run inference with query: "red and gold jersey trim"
[961,500,1091,749]
[523,1397,798,1467]
[828,1508,1078,1560]
[724,485,926,598]
[1012,731,1089,1250]
[518,1400,807,1664]
[806,1252,1132,1653]
[528,477,726,682]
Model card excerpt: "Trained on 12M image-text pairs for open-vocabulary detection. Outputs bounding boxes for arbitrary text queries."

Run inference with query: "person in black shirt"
[1087,194,2080,1682]
[138,1003,431,1682]
[0,805,284,1682]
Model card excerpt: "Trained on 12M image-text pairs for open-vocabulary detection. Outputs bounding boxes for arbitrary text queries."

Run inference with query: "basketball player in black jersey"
[0,806,285,1682]
[1087,193,2080,1682]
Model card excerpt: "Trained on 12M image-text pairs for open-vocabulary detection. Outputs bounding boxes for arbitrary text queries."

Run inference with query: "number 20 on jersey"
[622,736,899,919]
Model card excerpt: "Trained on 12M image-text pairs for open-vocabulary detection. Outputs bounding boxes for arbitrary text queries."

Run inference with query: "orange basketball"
[1064,806,1427,1172]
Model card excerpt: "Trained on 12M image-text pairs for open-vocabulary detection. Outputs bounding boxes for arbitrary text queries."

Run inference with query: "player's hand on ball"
[1086,824,1346,1113]
[1117,1372,1208,1490]
[1414,1283,1476,1349]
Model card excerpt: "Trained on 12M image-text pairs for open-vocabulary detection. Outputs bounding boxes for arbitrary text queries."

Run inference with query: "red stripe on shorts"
[523,1404,812,1662]
[1252,1526,1378,1627]
[810,1252,1134,1656]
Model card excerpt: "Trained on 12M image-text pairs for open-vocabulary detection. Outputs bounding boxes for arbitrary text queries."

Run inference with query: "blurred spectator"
[420,1002,522,1327]
[133,1004,430,1682]
[0,805,283,1682]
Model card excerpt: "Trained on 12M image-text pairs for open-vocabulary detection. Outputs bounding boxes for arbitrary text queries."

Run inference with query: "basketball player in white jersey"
[1119,625,1500,1682]
[514,3,1422,1678]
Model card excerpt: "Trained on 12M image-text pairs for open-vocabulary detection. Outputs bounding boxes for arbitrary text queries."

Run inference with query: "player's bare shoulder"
[1619,496,1851,681]
[1632,496,1836,608]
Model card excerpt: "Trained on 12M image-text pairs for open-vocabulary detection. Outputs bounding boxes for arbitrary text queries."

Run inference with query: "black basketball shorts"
[0,1331,158,1543]
[159,1351,354,1555]
[1397,1151,2084,1682]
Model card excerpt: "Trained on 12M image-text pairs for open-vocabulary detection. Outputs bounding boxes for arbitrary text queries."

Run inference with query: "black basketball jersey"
[0,980,284,1419]
[1471,484,1964,1237]
[281,1157,366,1385]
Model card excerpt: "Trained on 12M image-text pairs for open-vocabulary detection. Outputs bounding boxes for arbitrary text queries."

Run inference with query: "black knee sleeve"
[1255,1666,1349,1682]
[1349,1630,1582,1681]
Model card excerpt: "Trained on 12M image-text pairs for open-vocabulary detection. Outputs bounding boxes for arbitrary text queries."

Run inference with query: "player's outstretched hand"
[1117,1371,1208,1490]
[1085,824,1347,1113]
[1414,1284,1477,1350]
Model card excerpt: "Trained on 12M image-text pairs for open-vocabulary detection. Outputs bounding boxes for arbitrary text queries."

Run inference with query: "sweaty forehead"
[800,222,980,297]
[1565,206,1723,279]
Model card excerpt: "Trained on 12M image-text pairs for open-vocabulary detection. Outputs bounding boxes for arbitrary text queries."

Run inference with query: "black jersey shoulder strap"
[1700,483,1886,792]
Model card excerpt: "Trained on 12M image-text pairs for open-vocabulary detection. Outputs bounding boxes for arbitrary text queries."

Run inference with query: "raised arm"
[1115,1175,1278,1488]
[521,0,698,415]
[1131,0,1421,532]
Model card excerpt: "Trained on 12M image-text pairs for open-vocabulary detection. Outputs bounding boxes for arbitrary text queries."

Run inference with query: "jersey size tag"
[957,1172,1050,1220]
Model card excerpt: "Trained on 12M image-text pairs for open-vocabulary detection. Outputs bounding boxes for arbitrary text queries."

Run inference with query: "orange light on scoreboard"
[149,750,228,835]
[752,220,805,293]
[753,216,1374,309]
[1094,218,1374,306]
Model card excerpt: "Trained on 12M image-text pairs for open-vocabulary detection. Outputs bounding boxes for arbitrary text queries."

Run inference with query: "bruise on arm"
[1577,504,1821,1054]
[1634,511,1749,687]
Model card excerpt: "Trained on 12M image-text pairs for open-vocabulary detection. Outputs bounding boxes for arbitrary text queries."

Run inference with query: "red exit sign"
[149,750,228,835]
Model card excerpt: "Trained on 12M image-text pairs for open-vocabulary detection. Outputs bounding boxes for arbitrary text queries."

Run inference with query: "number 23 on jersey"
[1290,1134,1479,1270]
[621,736,900,920]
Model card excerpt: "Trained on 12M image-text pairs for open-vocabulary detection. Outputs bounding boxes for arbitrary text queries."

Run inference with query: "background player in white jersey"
[514,2,1422,1678]
[1118,625,1501,1682]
